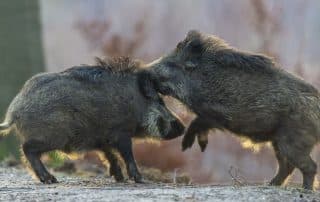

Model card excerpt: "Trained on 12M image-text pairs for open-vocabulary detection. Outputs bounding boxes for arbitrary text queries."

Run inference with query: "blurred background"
[0,0,320,185]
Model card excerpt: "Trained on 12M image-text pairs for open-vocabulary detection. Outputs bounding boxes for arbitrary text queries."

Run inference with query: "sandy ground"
[0,166,319,202]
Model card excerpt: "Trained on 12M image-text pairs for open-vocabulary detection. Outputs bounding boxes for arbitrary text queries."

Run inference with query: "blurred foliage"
[76,18,147,58]
[0,0,44,160]
[46,151,67,168]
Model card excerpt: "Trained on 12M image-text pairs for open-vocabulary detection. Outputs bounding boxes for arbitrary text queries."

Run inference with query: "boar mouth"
[163,120,185,140]
[157,86,172,97]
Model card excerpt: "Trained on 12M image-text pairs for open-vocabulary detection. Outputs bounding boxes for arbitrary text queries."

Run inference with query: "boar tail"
[0,121,13,136]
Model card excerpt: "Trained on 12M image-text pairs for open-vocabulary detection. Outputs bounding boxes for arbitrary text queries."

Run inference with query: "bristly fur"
[200,33,279,74]
[214,49,279,75]
[95,56,143,74]
[62,57,144,83]
[178,30,279,74]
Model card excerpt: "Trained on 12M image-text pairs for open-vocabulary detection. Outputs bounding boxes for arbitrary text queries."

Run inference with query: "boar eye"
[166,62,182,69]
[185,61,197,71]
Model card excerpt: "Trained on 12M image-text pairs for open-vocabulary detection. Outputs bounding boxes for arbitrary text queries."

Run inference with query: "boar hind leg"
[275,133,317,190]
[269,142,294,186]
[103,148,124,182]
[294,155,317,190]
[115,135,142,183]
[289,155,316,190]
[182,117,211,151]
[22,140,58,184]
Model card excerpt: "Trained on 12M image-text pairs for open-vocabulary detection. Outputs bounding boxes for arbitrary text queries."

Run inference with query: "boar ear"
[187,30,202,39]
[186,38,203,55]
[137,70,160,101]
[183,38,203,71]
[185,61,198,71]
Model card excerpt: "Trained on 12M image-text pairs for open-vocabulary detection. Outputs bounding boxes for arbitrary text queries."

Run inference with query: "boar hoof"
[40,175,58,184]
[197,134,208,152]
[182,135,196,151]
[133,174,143,183]
[269,180,281,186]
[199,142,207,152]
[113,174,125,182]
[110,169,125,182]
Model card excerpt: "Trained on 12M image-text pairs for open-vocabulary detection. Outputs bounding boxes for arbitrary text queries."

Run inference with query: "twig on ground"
[228,166,248,186]
[173,168,179,184]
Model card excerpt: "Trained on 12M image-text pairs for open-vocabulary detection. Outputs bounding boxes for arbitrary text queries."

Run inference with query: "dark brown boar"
[143,30,320,190]
[0,57,184,184]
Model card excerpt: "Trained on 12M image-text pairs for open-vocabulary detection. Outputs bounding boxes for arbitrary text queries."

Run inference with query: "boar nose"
[164,120,185,140]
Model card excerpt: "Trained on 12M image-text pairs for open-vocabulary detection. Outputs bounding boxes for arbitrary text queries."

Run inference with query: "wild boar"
[0,57,184,184]
[143,30,320,190]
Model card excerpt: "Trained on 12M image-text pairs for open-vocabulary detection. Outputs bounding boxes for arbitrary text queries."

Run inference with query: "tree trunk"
[0,0,44,160]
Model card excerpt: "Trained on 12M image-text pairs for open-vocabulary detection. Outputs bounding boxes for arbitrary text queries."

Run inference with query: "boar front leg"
[114,134,142,183]
[197,133,209,152]
[182,117,212,152]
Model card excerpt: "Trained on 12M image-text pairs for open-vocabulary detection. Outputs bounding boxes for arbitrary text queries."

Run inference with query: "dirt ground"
[0,166,319,202]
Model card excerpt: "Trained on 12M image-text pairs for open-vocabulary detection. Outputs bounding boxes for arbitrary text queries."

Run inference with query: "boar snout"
[163,119,185,140]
